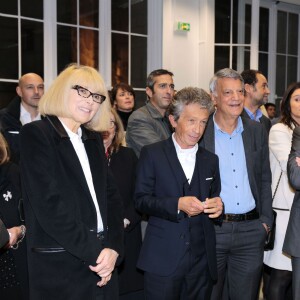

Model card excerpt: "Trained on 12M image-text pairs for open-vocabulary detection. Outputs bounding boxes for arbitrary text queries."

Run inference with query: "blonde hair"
[39,63,111,131]
[0,133,10,165]
[109,108,125,153]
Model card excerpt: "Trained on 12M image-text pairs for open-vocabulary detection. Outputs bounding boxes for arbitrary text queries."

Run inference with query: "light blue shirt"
[213,115,256,214]
[244,107,263,122]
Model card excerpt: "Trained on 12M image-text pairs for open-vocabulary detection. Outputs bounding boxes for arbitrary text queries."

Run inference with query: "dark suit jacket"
[0,97,23,164]
[283,126,300,257]
[200,115,273,227]
[241,109,271,134]
[135,137,221,280]
[20,116,124,300]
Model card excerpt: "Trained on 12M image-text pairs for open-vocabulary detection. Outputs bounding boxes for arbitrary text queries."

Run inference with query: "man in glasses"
[0,73,44,163]
[135,87,223,300]
[126,69,175,158]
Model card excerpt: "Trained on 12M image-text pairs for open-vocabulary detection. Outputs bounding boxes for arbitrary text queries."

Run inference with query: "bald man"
[0,73,44,163]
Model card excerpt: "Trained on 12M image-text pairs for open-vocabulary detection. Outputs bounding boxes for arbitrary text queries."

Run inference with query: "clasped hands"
[178,196,223,218]
[89,248,118,287]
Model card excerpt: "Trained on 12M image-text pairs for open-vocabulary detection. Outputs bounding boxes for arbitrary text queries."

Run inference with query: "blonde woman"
[20,64,123,300]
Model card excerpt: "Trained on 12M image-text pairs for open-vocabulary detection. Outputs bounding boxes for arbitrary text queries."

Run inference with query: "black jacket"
[0,97,22,163]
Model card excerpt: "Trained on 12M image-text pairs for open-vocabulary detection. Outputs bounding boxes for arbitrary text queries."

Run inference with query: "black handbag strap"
[272,171,283,200]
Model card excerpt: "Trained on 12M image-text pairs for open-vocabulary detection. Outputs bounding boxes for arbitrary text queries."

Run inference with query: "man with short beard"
[241,69,271,133]
[0,73,44,163]
[126,69,175,158]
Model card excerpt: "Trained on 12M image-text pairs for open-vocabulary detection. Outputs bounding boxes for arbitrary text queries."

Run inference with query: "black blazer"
[20,116,123,300]
[200,115,273,227]
[135,137,221,280]
[0,97,23,164]
[241,109,271,134]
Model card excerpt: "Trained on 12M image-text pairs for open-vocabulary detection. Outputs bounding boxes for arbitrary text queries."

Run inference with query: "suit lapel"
[163,138,188,195]
[47,117,97,212]
[202,115,215,153]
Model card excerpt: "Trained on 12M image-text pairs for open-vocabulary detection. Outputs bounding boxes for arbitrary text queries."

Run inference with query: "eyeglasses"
[72,85,106,104]
[109,120,116,129]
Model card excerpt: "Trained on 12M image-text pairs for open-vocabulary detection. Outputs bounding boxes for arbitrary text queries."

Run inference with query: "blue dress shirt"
[213,115,256,214]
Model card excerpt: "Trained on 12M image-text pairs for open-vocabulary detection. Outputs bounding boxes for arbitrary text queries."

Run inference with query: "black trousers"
[144,249,212,300]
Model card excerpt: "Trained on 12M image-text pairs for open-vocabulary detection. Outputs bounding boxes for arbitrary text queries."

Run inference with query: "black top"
[116,110,133,130]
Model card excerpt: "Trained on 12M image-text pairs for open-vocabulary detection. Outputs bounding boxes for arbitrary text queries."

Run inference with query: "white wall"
[162,0,215,92]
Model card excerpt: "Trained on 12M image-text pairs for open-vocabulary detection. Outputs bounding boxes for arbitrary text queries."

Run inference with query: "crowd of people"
[0,63,299,300]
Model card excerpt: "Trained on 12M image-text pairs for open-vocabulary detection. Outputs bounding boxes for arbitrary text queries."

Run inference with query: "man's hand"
[178,196,204,217]
[295,156,300,167]
[89,248,119,287]
[203,197,223,218]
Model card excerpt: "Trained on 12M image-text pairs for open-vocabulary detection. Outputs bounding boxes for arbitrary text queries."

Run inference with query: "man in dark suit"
[0,73,44,163]
[200,68,273,300]
[135,87,223,299]
[241,69,272,133]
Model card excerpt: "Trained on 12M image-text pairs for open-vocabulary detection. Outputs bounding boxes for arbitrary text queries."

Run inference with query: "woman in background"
[264,82,300,299]
[102,108,144,299]
[20,64,123,300]
[0,133,28,300]
[110,83,135,130]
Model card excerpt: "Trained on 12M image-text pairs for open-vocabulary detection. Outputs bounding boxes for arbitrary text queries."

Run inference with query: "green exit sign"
[177,22,190,31]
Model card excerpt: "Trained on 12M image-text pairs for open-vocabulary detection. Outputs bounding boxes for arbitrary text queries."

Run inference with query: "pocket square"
[8,131,20,134]
[206,177,213,180]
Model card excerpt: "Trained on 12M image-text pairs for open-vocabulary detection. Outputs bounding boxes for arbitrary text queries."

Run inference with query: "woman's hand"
[89,248,119,286]
[7,226,22,247]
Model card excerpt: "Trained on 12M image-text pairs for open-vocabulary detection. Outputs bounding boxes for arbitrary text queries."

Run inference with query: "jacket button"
[180,234,185,239]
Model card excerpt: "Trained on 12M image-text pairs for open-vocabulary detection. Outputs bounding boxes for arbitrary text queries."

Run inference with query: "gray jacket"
[126,101,172,157]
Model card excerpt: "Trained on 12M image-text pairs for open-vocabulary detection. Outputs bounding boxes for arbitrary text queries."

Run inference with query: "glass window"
[131,0,147,34]
[215,0,231,44]
[0,1,17,15]
[21,20,44,76]
[259,53,268,78]
[111,0,148,88]
[57,0,99,73]
[21,0,43,19]
[134,90,147,110]
[259,7,269,52]
[288,13,298,55]
[57,25,77,72]
[112,33,129,85]
[232,46,250,71]
[57,0,77,25]
[277,11,287,54]
[79,28,98,68]
[276,54,286,97]
[112,0,129,32]
[245,4,251,44]
[131,36,147,88]
[80,0,98,27]
[215,46,230,71]
[287,56,297,87]
[0,16,18,78]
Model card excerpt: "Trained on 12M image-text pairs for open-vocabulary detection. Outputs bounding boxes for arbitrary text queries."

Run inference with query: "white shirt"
[61,122,104,232]
[20,103,41,125]
[172,133,198,183]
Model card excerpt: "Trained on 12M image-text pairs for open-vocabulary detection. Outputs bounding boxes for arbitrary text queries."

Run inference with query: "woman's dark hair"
[280,82,300,129]
[110,83,135,106]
